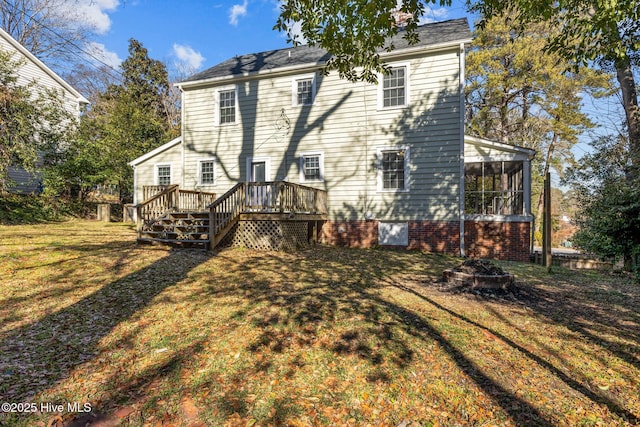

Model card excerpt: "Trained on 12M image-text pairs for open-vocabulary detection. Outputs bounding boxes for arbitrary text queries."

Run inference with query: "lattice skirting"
[220,220,310,251]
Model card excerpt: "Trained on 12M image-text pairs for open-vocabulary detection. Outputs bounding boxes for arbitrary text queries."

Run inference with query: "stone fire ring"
[443,269,515,289]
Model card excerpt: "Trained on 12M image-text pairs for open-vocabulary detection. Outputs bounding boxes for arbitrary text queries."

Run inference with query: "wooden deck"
[135,182,328,250]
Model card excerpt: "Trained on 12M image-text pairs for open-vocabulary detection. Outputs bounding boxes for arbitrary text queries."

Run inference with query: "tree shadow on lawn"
[193,248,556,426]
[0,247,210,403]
[414,271,640,425]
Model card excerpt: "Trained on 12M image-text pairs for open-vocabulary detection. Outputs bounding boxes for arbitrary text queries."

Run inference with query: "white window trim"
[292,73,317,106]
[155,163,172,186]
[377,62,411,110]
[216,84,239,126]
[246,156,271,182]
[197,158,216,186]
[376,146,410,193]
[299,151,325,183]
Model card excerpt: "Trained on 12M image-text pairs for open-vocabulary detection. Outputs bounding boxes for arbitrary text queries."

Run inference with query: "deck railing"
[136,185,179,237]
[209,183,246,239]
[135,185,216,238]
[177,189,217,211]
[143,185,169,201]
[208,181,327,247]
[238,181,327,214]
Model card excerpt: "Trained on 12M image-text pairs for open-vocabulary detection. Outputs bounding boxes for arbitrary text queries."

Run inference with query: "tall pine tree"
[465,11,612,239]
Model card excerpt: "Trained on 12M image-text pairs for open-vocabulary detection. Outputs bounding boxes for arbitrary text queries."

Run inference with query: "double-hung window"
[199,160,215,185]
[292,74,316,106]
[156,165,171,186]
[378,147,409,192]
[379,64,409,109]
[218,87,237,124]
[299,152,324,182]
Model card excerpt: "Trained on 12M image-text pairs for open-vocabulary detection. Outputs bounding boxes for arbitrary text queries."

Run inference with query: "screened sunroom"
[463,136,535,220]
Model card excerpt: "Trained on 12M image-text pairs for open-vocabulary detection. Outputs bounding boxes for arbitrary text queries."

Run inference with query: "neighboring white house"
[0,27,89,193]
[130,18,536,261]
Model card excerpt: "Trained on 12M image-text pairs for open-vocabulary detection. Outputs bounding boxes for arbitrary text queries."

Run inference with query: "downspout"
[180,85,186,189]
[458,42,466,257]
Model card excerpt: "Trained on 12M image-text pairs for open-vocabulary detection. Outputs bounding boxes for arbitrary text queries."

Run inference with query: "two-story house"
[130,18,535,261]
[0,27,89,193]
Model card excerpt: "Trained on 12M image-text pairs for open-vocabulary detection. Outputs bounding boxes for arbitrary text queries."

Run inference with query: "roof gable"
[0,27,89,104]
[465,135,536,159]
[129,136,182,167]
[181,18,471,86]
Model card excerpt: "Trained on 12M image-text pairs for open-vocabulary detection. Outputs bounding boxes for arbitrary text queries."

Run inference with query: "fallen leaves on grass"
[0,221,639,426]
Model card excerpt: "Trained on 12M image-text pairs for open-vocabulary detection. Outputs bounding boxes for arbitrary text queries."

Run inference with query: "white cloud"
[229,0,248,26]
[280,20,306,44]
[172,44,205,70]
[419,7,449,24]
[58,0,119,34]
[86,41,122,68]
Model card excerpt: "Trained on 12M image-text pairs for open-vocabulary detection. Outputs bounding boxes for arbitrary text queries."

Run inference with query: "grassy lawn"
[0,220,638,426]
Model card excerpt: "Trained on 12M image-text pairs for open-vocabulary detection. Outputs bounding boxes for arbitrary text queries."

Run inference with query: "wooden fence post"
[543,172,552,272]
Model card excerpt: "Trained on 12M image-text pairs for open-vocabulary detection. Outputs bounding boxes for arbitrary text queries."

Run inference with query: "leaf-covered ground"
[0,220,638,426]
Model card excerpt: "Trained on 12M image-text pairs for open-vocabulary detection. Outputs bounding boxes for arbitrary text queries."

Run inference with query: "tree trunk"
[616,61,640,174]
[535,133,558,234]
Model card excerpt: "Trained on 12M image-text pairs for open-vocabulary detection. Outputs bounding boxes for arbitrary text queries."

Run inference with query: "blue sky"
[74,0,473,78]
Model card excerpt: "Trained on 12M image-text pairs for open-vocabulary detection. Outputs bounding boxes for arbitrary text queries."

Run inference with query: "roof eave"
[176,38,472,90]
[129,136,182,167]
[0,28,89,105]
[465,135,537,159]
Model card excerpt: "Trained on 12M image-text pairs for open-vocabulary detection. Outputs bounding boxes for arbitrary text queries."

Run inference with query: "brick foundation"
[407,221,460,255]
[321,219,531,262]
[320,221,378,248]
[464,220,531,262]
[321,220,460,255]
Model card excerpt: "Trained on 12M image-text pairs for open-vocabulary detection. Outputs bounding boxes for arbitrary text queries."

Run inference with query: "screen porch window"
[383,66,406,107]
[218,89,236,124]
[465,161,524,215]
[382,150,406,190]
[157,165,171,186]
[200,161,215,184]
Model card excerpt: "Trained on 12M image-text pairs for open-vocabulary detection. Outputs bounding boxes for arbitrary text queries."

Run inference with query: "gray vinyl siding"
[0,36,81,113]
[132,143,183,204]
[181,48,463,221]
[0,33,83,193]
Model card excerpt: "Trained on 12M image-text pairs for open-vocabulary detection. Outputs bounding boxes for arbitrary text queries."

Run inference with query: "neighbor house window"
[299,152,324,182]
[293,74,316,106]
[218,87,236,124]
[199,160,215,185]
[156,165,171,186]
[379,64,409,108]
[378,147,409,191]
[465,161,524,215]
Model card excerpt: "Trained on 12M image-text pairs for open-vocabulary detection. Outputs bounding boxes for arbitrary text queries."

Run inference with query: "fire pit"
[443,259,515,290]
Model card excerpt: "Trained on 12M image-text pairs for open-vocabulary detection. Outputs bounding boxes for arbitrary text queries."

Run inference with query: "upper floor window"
[217,86,237,125]
[156,164,171,186]
[292,74,316,106]
[379,64,409,109]
[377,147,409,192]
[299,152,324,182]
[199,159,215,185]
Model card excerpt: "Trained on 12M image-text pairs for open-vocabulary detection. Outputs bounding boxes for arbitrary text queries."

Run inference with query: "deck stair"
[135,185,216,249]
[138,211,211,248]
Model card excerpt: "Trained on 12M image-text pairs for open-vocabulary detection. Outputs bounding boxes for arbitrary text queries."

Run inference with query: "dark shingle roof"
[181,18,471,84]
